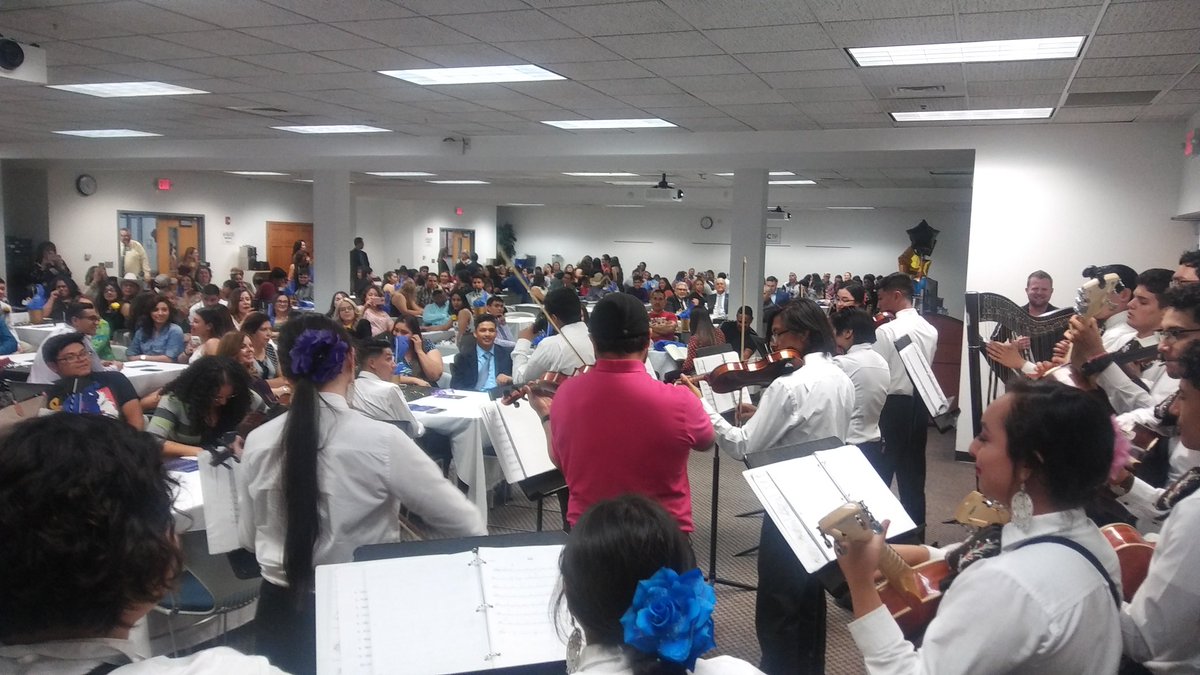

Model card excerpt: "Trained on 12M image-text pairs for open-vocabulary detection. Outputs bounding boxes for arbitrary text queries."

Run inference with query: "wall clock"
[76,174,97,197]
[700,216,714,229]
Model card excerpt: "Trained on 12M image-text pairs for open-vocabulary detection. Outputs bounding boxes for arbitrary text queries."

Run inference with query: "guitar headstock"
[818,501,881,553]
[1074,272,1123,319]
[953,491,1010,528]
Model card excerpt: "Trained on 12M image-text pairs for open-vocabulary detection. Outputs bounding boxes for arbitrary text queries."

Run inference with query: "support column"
[729,169,769,332]
[311,169,353,309]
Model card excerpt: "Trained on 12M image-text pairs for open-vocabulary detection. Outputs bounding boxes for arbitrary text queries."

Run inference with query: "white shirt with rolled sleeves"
[237,392,485,587]
[1097,333,1171,414]
[348,371,425,438]
[834,343,890,445]
[702,351,853,461]
[512,320,594,385]
[849,510,1122,675]
[871,308,937,397]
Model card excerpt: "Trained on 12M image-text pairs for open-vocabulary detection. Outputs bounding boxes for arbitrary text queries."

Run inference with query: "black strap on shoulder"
[1012,535,1121,607]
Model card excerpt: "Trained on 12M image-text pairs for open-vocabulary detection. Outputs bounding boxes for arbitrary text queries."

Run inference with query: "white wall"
[356,195,496,275]
[44,169,312,279]
[1177,109,1200,223]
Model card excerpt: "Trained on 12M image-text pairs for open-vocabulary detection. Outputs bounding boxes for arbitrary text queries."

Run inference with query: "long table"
[3,353,187,396]
[13,322,62,348]
[409,389,500,523]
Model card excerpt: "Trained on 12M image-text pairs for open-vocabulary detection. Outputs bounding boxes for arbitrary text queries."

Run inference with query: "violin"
[873,311,895,328]
[500,366,592,405]
[699,349,802,394]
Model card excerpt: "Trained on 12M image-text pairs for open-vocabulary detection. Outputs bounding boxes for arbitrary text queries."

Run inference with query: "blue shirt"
[475,346,497,391]
[422,301,451,327]
[127,323,185,360]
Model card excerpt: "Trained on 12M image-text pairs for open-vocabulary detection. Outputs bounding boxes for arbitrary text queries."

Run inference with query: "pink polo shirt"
[551,358,715,531]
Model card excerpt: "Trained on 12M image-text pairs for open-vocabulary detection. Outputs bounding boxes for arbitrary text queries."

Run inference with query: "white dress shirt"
[348,371,424,438]
[1122,487,1200,671]
[1117,438,1200,530]
[709,291,731,320]
[575,644,764,674]
[512,320,594,385]
[28,323,108,384]
[849,509,1122,675]
[238,392,485,586]
[834,343,890,444]
[0,639,283,674]
[872,307,938,397]
[703,351,854,460]
[1103,310,1136,350]
[1097,333,1170,414]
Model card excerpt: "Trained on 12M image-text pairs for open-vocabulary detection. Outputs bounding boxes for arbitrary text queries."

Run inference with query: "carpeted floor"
[485,427,976,675]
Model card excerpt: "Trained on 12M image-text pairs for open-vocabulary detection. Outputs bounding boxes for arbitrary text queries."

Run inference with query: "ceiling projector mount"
[767,206,791,220]
[645,173,684,202]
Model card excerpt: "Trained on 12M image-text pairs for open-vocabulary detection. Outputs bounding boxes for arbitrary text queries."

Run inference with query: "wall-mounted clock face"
[76,174,97,196]
[700,216,714,229]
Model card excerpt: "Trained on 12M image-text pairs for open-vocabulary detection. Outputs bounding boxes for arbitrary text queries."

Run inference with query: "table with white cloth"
[649,350,681,380]
[13,322,62,348]
[409,390,501,524]
[504,314,535,337]
[171,466,205,532]
[2,353,187,395]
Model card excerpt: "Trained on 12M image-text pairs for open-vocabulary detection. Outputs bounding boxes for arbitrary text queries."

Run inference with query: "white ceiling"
[0,0,1196,148]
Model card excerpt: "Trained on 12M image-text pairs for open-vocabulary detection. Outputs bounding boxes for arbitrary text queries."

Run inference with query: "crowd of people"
[1,232,1197,675]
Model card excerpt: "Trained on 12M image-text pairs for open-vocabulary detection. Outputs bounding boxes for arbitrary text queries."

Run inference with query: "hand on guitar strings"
[835,518,892,593]
[985,340,1027,370]
[1066,315,1105,363]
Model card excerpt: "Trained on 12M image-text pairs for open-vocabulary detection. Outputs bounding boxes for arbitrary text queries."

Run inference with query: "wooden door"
[155,219,198,273]
[441,228,475,263]
[266,221,313,272]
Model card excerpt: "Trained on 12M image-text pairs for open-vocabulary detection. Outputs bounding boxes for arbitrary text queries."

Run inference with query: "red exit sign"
[156,178,172,191]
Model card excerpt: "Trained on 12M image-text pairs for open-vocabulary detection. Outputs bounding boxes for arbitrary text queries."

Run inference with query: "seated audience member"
[465,274,491,309]
[228,287,255,331]
[837,381,1121,673]
[648,289,680,342]
[707,277,732,321]
[1119,339,1200,670]
[831,309,890,478]
[242,312,284,387]
[559,495,763,675]
[421,288,453,330]
[392,315,444,387]
[189,283,226,322]
[41,332,141,430]
[720,306,766,361]
[0,312,16,356]
[333,296,371,341]
[529,293,713,532]
[0,415,283,673]
[501,266,530,303]
[41,276,80,324]
[665,280,691,315]
[762,275,790,308]
[324,290,350,318]
[416,273,439,307]
[626,273,650,302]
[484,295,516,347]
[238,314,485,675]
[451,315,513,392]
[360,286,394,338]
[291,267,314,303]
[256,267,288,307]
[148,357,261,458]
[182,305,234,364]
[835,282,867,312]
[348,337,423,437]
[449,289,475,350]
[681,306,725,375]
[513,288,594,384]
[270,293,294,333]
[30,302,113,384]
[96,279,126,333]
[216,332,288,406]
[390,278,423,320]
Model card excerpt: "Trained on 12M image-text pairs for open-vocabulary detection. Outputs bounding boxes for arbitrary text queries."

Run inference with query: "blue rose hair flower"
[620,567,716,670]
[289,329,349,384]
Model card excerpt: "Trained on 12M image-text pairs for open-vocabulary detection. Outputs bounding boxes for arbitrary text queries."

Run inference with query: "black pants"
[756,515,827,675]
[879,394,929,532]
[254,579,316,675]
[857,440,886,483]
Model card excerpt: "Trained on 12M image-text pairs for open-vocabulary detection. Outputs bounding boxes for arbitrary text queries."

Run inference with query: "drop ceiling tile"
[796,99,882,115]
[234,71,394,91]
[660,0,815,28]
[523,0,630,7]
[241,23,385,51]
[814,117,892,129]
[582,78,684,96]
[735,50,853,73]
[705,24,835,53]
[956,0,1103,11]
[615,93,705,108]
[436,10,579,42]
[1160,89,1200,104]
[238,52,357,74]
[1077,55,1199,78]
[74,35,213,61]
[548,60,655,80]
[494,38,622,63]
[39,40,138,66]
[670,73,771,93]
[316,48,436,71]
[811,0,953,22]
[171,77,267,94]
[0,8,131,39]
[60,1,219,33]
[1178,73,1200,89]
[262,0,414,21]
[1098,0,1200,34]
[856,64,962,87]
[1085,30,1200,58]
[365,84,455,102]
[163,30,295,56]
[543,2,692,37]
[573,106,656,119]
[403,42,530,67]
[410,99,494,113]
[957,7,1099,41]
[692,89,787,105]
[963,60,1077,81]
[774,85,876,102]
[94,60,213,81]
[760,69,864,88]
[333,17,476,47]
[1070,75,1179,92]
[669,116,754,131]
[736,114,820,130]
[880,97,969,112]
[637,55,748,78]
[823,15,957,47]
[398,0,530,14]
[969,94,1061,108]
[716,102,800,117]
[967,79,1068,96]
[1137,102,1200,119]
[46,64,136,84]
[595,32,724,59]
[642,105,729,118]
[141,0,314,28]
[508,108,578,121]
[164,56,283,78]
[1053,106,1141,122]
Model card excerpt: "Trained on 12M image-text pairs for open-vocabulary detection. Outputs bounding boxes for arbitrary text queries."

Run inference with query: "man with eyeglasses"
[29,301,118,385]
[1172,249,1200,286]
[40,332,142,429]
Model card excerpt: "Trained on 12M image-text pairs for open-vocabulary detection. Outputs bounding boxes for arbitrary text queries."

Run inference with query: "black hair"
[474,314,498,331]
[690,306,717,346]
[1136,268,1173,304]
[775,298,836,354]
[0,415,181,642]
[275,314,353,598]
[34,241,57,262]
[270,267,288,281]
[95,278,122,306]
[397,314,423,340]
[1164,283,1200,324]
[1083,264,1137,295]
[735,305,754,320]
[240,311,271,337]
[840,282,866,306]
[1002,380,1113,509]
[135,294,176,336]
[878,272,914,298]
[560,495,695,675]
[196,304,235,338]
[487,295,505,306]
[1180,250,1200,270]
[51,275,79,297]
[201,283,221,297]
[1181,340,1200,389]
[357,337,393,368]
[65,301,94,323]
[42,331,88,364]
[766,275,778,283]
[830,308,876,345]
[160,357,252,445]
[544,288,583,326]
[325,290,351,318]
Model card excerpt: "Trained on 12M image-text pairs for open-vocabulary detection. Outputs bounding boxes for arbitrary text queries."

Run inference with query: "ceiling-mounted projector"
[645,173,684,202]
[0,37,46,84]
[767,206,791,221]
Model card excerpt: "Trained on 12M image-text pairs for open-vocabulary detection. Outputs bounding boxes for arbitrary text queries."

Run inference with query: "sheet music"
[743,445,916,574]
[478,545,567,669]
[895,336,950,415]
[480,402,555,483]
[694,351,751,415]
[196,452,239,552]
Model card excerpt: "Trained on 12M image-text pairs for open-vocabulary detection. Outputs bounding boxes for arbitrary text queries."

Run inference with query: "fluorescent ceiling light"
[605,204,644,208]
[365,171,435,177]
[827,206,876,210]
[848,36,1085,67]
[379,64,564,85]
[47,81,209,97]
[769,171,795,176]
[503,203,545,206]
[606,180,658,186]
[272,125,390,134]
[769,179,817,185]
[226,171,289,176]
[294,179,314,183]
[53,128,162,138]
[714,172,735,177]
[427,180,489,185]
[563,172,639,177]
[542,118,676,130]
[891,108,1054,122]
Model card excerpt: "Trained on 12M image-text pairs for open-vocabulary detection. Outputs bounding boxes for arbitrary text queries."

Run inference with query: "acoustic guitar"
[1042,271,1125,385]
[1100,523,1155,601]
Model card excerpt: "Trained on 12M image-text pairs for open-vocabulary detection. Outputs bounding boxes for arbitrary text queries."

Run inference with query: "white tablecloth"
[409,390,499,523]
[171,467,204,531]
[649,350,681,380]
[120,361,189,395]
[14,323,61,347]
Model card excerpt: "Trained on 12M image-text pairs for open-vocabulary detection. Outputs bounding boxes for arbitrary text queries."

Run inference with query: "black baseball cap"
[589,293,649,342]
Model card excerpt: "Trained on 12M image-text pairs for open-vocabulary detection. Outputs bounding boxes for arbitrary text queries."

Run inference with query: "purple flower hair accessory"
[290,329,349,384]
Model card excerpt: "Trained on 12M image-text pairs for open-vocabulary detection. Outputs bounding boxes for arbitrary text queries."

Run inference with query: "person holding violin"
[832,308,890,480]
[527,293,713,534]
[684,298,854,675]
[512,288,594,385]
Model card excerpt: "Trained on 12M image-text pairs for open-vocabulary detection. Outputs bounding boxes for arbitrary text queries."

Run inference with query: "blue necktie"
[478,350,493,391]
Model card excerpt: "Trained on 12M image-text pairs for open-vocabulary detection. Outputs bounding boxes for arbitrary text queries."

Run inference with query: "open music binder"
[743,444,917,574]
[693,351,752,415]
[316,544,566,674]
[479,401,556,483]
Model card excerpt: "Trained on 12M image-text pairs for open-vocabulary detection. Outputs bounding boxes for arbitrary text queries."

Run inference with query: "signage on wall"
[225,216,231,225]
[222,231,235,244]
[427,227,433,234]
[766,226,783,246]
[1187,129,1196,157]
[156,178,172,191]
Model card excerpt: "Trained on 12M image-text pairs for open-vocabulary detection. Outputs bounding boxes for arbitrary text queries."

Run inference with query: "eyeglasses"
[56,351,89,363]
[1170,279,1200,288]
[770,329,793,340]
[1156,328,1200,342]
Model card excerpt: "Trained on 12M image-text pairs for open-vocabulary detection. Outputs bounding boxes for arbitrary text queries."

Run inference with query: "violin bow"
[497,250,589,368]
[735,256,748,428]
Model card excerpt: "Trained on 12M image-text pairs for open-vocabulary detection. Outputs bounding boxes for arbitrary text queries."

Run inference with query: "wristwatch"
[140,355,147,361]
[540,414,551,424]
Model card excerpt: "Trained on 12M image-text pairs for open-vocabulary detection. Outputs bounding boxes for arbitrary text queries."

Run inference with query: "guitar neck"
[878,543,920,596]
